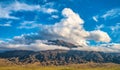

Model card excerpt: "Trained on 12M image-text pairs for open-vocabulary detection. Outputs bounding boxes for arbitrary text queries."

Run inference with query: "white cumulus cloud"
[87,30,111,42]
[38,8,111,46]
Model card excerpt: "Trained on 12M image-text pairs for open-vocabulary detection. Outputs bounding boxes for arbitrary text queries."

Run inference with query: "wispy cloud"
[72,43,120,52]
[9,1,40,11]
[0,21,12,27]
[18,21,42,29]
[95,24,104,30]
[110,23,120,32]
[0,23,11,27]
[92,16,98,22]
[0,40,70,51]
[109,23,120,39]
[0,1,58,19]
[0,6,18,19]
[92,8,120,21]
[101,8,120,20]
[51,15,59,19]
[41,8,58,14]
[0,40,4,43]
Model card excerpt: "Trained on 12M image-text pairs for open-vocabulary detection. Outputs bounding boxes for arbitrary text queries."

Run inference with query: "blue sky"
[0,0,120,52]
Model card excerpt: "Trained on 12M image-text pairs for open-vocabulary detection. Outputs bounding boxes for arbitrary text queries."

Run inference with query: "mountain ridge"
[0,50,120,65]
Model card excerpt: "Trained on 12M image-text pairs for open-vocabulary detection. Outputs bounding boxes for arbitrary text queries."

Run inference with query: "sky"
[0,0,120,52]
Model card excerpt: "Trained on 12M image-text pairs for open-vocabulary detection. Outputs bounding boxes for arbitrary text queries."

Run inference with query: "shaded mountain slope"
[0,50,120,65]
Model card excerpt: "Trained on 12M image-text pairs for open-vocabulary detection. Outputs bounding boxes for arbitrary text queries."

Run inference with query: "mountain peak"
[47,39,81,48]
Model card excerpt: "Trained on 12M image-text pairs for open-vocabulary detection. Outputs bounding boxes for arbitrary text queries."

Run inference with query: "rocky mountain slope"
[0,50,120,65]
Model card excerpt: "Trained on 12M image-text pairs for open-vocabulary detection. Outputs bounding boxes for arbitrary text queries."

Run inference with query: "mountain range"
[0,40,120,65]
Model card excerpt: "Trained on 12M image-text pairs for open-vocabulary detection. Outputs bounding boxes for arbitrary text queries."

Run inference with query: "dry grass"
[0,63,120,70]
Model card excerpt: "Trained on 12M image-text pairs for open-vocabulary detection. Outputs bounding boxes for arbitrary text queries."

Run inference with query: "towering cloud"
[38,8,111,46]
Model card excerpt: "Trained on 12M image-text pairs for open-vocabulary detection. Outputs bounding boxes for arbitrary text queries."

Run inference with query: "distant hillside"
[0,50,120,65]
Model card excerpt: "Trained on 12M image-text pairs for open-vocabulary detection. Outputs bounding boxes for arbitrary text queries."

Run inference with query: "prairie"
[0,63,120,70]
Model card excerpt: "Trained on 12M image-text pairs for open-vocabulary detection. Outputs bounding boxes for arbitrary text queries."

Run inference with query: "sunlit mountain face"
[0,0,120,52]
